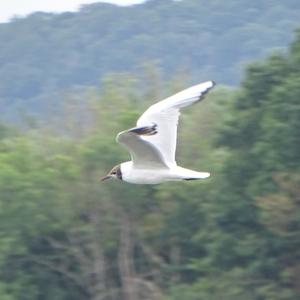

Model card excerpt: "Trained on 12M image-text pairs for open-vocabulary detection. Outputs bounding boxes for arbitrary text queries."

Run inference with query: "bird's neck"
[120,161,133,177]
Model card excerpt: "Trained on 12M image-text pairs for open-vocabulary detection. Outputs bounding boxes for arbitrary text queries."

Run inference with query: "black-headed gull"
[101,81,215,184]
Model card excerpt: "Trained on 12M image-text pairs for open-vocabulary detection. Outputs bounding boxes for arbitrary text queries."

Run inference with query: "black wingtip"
[202,80,216,94]
[129,123,158,136]
[196,81,216,102]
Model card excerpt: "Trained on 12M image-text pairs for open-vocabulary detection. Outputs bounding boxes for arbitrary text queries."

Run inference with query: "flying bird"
[101,81,215,184]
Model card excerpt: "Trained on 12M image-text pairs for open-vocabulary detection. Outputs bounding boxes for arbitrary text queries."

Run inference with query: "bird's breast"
[122,168,173,184]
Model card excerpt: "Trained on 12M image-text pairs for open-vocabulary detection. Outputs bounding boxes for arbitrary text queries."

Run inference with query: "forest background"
[0,0,299,299]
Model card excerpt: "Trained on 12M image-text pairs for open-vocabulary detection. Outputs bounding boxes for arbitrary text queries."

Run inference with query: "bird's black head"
[101,164,122,181]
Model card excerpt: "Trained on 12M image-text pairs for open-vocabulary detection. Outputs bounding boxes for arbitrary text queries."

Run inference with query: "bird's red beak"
[100,175,111,182]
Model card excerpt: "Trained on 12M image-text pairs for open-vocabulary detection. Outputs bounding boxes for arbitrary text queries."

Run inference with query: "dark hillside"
[0,0,300,119]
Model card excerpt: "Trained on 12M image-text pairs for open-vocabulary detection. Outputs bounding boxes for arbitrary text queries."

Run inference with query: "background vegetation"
[0,0,299,299]
[1,0,300,119]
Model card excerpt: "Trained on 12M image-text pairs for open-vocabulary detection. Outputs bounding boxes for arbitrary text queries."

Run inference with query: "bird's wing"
[136,81,215,166]
[116,124,169,169]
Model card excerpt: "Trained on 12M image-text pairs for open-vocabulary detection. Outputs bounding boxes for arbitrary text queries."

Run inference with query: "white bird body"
[101,81,215,184]
[120,161,210,184]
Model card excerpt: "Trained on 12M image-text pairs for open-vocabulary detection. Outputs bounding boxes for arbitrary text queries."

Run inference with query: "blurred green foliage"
[0,29,300,300]
[1,0,300,119]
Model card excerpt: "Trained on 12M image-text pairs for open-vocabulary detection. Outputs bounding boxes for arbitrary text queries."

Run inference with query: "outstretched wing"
[136,81,215,166]
[116,124,169,169]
